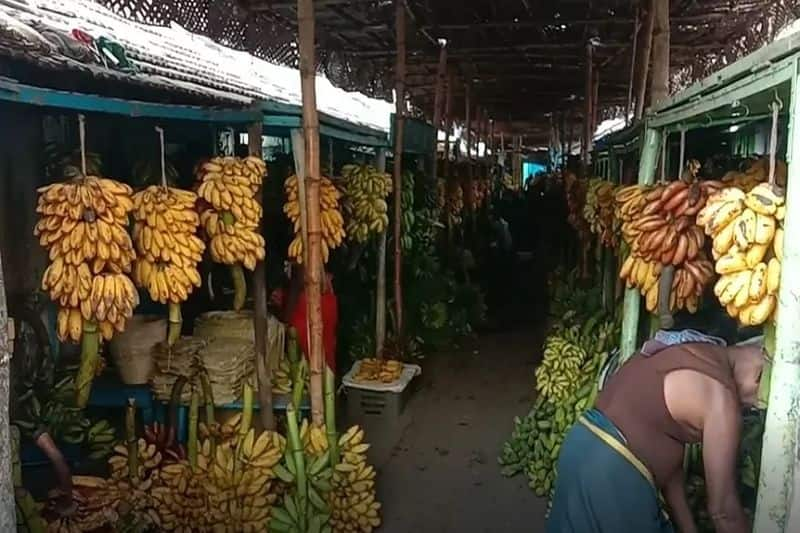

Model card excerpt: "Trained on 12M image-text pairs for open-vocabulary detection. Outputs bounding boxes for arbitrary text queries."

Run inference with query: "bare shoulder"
[664,369,736,436]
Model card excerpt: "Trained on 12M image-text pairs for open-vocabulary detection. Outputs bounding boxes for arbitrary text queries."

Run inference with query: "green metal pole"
[620,127,661,362]
[754,66,800,533]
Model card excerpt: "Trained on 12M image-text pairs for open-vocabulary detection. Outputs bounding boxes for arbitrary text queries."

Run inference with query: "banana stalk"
[287,327,300,366]
[74,320,99,408]
[231,264,247,311]
[126,398,138,483]
[188,386,199,471]
[167,302,182,346]
[286,402,308,531]
[240,382,254,438]
[324,366,339,465]
[293,359,307,414]
[169,376,187,446]
[199,372,217,456]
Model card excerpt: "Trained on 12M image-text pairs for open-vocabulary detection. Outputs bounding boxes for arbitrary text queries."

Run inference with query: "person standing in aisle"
[546,333,764,533]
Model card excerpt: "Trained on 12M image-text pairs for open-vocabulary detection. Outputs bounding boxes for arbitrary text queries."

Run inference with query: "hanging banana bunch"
[284,174,345,264]
[197,156,267,311]
[132,186,205,345]
[698,182,785,325]
[36,167,138,407]
[341,163,392,243]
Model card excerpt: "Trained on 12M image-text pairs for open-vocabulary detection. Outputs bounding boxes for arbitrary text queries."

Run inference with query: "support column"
[249,119,274,430]
[374,149,388,357]
[0,230,14,529]
[650,0,670,107]
[443,70,453,175]
[620,127,661,361]
[431,41,447,181]
[754,71,800,533]
[634,0,656,120]
[626,6,641,124]
[296,0,325,425]
[392,0,406,347]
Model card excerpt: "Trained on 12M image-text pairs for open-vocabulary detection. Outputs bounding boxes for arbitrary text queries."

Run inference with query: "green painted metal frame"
[262,101,389,147]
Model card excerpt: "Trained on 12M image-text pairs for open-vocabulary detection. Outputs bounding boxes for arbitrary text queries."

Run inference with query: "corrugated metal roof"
[0,0,393,133]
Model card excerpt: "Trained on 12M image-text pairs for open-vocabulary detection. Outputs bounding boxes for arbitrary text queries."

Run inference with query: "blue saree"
[546,409,674,533]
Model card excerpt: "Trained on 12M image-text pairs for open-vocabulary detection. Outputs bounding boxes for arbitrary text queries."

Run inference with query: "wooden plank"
[649,0,670,107]
[392,0,407,350]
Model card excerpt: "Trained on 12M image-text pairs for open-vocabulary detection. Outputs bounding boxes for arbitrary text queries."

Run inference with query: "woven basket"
[193,311,254,342]
[109,315,166,384]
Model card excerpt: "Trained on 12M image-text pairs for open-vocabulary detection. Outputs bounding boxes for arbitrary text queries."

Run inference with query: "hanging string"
[660,131,667,183]
[768,100,781,186]
[78,114,87,176]
[678,128,686,181]
[155,126,167,188]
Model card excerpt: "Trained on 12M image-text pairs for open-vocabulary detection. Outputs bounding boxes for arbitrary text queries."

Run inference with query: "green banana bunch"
[342,163,392,243]
[86,419,117,460]
[271,447,334,532]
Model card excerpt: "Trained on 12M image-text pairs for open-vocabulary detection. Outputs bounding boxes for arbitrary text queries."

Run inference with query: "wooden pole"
[464,84,471,160]
[443,70,453,176]
[249,119,274,430]
[432,41,447,182]
[0,240,14,530]
[649,0,670,107]
[375,149,388,358]
[582,41,593,174]
[634,0,656,120]
[592,68,600,135]
[392,0,406,347]
[296,0,325,426]
[626,6,641,124]
[488,118,494,155]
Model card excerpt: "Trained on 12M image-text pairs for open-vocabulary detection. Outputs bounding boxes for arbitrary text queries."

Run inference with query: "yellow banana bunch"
[151,461,212,532]
[284,174,345,264]
[342,164,392,243]
[352,358,404,384]
[36,175,138,341]
[436,179,447,211]
[272,358,293,395]
[132,186,204,304]
[197,157,266,271]
[108,438,163,481]
[720,157,787,191]
[446,179,464,226]
[700,183,785,325]
[583,179,616,246]
[44,476,119,532]
[330,426,382,533]
[618,253,714,314]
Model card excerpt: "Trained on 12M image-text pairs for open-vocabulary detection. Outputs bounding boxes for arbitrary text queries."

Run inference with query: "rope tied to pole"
[768,96,783,186]
[78,114,87,176]
[156,126,167,188]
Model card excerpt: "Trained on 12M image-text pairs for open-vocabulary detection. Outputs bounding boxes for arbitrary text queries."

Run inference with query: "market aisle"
[377,328,549,533]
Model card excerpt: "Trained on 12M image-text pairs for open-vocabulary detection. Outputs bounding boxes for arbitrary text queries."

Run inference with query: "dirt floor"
[377,327,549,533]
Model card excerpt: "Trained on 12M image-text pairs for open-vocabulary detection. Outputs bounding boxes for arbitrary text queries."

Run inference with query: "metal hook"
[704,114,713,127]
[772,91,784,112]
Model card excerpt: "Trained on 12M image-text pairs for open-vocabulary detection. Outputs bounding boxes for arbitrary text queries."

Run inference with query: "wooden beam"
[392,0,406,350]
[421,13,731,31]
[444,69,453,173]
[296,0,325,426]
[582,42,593,172]
[626,5,640,123]
[650,0,671,107]
[464,83,471,159]
[432,41,447,180]
[635,0,657,120]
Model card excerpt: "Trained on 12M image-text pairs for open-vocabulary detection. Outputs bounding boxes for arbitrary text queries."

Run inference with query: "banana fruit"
[36,175,138,341]
[583,179,617,247]
[284,174,345,264]
[352,358,404,384]
[701,183,784,326]
[131,186,204,304]
[197,156,267,271]
[342,164,392,243]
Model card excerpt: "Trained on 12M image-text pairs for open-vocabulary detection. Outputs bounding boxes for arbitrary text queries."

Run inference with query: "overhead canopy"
[92,0,799,147]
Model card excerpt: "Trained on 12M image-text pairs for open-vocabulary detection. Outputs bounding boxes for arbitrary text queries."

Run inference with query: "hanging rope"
[768,99,782,186]
[78,114,87,176]
[678,127,686,180]
[155,126,167,188]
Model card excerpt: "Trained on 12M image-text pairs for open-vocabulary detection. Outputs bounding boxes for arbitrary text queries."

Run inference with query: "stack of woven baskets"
[149,337,207,402]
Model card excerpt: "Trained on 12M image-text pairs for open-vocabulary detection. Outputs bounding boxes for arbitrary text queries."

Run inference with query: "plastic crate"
[344,377,418,467]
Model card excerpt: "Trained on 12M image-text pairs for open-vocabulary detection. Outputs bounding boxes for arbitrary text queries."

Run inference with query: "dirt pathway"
[377,328,549,533]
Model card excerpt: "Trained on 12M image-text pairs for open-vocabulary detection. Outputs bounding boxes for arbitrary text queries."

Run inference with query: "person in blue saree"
[546,329,764,533]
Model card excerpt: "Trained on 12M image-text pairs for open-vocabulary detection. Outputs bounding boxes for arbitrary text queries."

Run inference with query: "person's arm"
[663,468,698,533]
[702,388,749,533]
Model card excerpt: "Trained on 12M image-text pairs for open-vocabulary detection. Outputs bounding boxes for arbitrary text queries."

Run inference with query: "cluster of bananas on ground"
[721,157,787,191]
[284,175,345,264]
[583,179,617,247]
[36,176,138,341]
[197,156,266,270]
[619,254,715,313]
[466,179,491,211]
[43,475,120,532]
[341,164,392,242]
[330,426,381,532]
[131,186,204,304]
[352,358,404,384]
[698,184,785,325]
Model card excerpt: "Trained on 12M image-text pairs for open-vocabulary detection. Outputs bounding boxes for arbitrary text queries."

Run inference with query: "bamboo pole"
[626,6,640,124]
[392,0,407,348]
[443,70,453,175]
[431,41,447,182]
[374,148,388,358]
[649,0,670,107]
[249,119,274,430]
[582,41,594,174]
[634,0,656,120]
[592,68,600,135]
[464,84,471,160]
[620,127,661,361]
[296,0,325,426]
[754,90,800,533]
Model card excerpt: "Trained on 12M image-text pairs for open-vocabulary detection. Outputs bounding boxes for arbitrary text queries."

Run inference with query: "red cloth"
[287,290,338,372]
